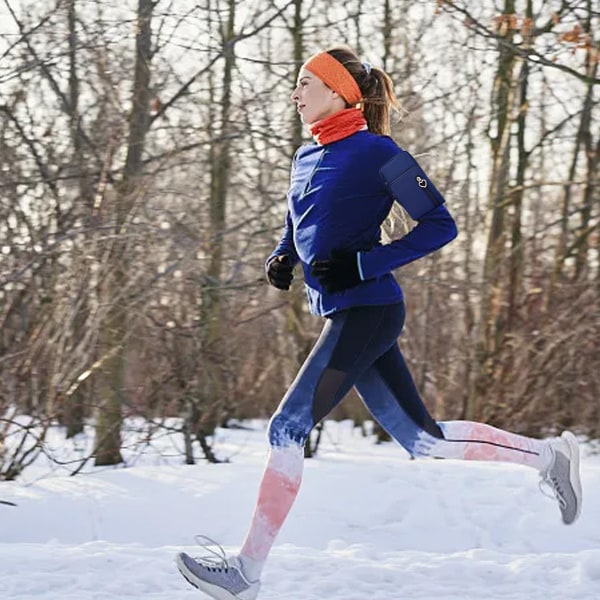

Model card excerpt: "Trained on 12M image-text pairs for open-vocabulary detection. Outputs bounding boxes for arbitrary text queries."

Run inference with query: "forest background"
[0,0,598,479]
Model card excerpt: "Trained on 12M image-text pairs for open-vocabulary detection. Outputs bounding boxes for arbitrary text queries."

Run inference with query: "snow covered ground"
[1,420,599,600]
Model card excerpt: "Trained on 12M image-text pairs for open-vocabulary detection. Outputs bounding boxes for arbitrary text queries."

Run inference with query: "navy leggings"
[268,301,444,451]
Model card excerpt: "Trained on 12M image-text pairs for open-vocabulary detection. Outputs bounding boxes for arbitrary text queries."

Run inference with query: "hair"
[325,46,400,136]
[324,47,410,240]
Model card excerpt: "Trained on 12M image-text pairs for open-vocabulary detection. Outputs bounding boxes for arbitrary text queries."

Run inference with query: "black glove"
[266,255,294,290]
[310,250,361,293]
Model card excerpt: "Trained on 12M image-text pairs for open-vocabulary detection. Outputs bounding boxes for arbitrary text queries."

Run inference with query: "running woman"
[177,46,582,600]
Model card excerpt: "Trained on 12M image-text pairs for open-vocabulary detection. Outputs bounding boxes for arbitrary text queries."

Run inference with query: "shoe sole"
[561,431,583,524]
[176,553,238,600]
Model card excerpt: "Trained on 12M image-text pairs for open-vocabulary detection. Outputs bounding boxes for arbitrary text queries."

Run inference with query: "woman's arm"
[357,204,458,280]
[265,210,300,268]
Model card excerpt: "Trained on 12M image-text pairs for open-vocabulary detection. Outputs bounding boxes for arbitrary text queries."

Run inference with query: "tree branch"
[438,0,600,86]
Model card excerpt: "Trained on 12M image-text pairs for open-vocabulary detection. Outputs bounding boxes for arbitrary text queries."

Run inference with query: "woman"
[177,46,582,600]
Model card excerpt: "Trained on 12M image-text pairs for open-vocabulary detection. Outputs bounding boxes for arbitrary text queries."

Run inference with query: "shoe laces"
[538,452,567,510]
[539,476,566,508]
[193,534,230,573]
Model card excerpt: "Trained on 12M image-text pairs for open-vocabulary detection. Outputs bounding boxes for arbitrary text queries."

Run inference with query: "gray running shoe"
[176,539,260,600]
[540,431,582,525]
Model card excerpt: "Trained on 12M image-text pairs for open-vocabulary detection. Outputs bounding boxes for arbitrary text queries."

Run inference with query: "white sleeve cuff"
[357,252,365,281]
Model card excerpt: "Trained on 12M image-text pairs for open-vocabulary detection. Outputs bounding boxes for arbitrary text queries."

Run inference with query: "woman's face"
[290,69,345,125]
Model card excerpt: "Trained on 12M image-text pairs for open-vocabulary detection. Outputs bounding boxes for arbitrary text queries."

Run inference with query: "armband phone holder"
[380,150,445,220]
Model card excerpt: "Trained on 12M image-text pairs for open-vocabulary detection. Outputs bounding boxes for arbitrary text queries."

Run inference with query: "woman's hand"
[311,251,361,293]
[266,255,295,290]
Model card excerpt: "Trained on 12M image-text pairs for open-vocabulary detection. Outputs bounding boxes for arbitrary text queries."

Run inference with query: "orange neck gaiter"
[310,108,367,145]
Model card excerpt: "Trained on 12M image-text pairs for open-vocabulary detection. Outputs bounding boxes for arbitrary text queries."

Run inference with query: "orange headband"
[302,52,363,106]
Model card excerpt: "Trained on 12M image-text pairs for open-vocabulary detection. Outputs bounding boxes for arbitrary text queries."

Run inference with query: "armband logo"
[416,176,428,189]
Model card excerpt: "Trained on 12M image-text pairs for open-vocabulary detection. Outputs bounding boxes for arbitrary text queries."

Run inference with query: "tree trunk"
[506,2,532,332]
[467,0,517,420]
[196,0,237,434]
[574,9,599,281]
[95,0,154,465]
[62,0,88,438]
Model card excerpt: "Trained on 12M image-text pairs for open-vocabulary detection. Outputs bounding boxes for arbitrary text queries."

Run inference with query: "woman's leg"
[354,341,581,524]
[355,343,551,469]
[238,303,405,580]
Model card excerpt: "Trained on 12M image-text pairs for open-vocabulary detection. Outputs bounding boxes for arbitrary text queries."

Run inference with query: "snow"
[1,420,600,599]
